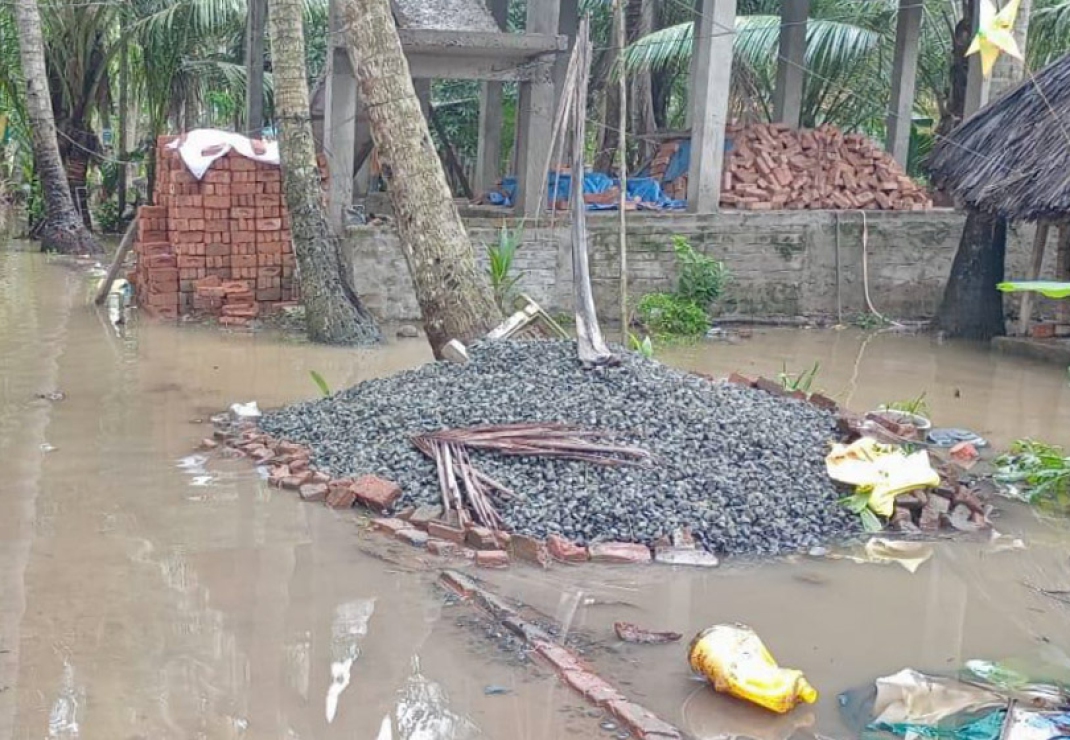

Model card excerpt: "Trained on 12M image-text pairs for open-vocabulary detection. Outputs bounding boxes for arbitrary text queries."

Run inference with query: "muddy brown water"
[2,247,1070,740]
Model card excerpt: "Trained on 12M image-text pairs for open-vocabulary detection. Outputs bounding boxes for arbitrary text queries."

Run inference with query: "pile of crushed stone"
[259,341,860,556]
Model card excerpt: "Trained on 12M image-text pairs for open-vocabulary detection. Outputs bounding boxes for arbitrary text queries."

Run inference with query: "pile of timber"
[658,123,932,211]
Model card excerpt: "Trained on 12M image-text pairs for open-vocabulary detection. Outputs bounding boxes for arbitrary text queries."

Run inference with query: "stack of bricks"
[131,135,305,325]
[654,122,932,211]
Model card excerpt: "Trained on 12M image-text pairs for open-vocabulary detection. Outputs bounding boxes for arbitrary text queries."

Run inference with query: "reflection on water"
[3,248,1070,740]
[661,328,1070,448]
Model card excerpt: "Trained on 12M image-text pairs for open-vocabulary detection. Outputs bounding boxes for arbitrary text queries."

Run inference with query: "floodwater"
[2,246,1070,740]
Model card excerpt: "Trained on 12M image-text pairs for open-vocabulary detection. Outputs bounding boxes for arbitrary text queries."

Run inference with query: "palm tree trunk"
[341,0,501,358]
[246,0,268,133]
[267,0,382,345]
[627,0,657,166]
[13,0,99,254]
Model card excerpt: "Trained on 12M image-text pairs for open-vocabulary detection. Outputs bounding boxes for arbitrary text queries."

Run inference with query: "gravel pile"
[260,341,860,555]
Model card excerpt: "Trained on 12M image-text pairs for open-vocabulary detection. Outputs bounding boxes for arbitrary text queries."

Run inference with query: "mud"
[2,247,1070,739]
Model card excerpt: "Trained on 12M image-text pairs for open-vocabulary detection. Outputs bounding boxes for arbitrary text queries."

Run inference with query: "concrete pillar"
[475,0,510,194]
[964,0,990,116]
[515,0,561,216]
[687,0,736,213]
[885,0,923,167]
[772,0,809,128]
[324,0,356,231]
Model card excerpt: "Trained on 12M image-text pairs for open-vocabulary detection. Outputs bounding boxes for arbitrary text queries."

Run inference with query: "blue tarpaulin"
[488,171,684,211]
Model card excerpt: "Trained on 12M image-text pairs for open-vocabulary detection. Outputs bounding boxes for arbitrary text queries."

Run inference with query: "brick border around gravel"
[204,371,980,570]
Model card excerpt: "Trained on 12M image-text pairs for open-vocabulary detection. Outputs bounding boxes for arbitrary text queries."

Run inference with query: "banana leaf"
[996,281,1070,299]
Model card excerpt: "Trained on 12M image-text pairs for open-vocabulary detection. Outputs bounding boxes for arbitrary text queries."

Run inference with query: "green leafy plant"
[310,370,331,397]
[777,361,821,394]
[885,392,930,419]
[672,235,729,307]
[93,197,123,234]
[852,312,889,330]
[628,332,654,358]
[840,491,883,532]
[995,439,1070,508]
[486,224,523,312]
[637,293,709,336]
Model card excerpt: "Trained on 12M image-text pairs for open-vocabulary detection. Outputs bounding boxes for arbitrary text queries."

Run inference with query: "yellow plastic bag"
[826,438,940,517]
[688,624,818,714]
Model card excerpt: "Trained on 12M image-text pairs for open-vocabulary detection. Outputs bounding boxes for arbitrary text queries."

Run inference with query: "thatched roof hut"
[927,53,1070,223]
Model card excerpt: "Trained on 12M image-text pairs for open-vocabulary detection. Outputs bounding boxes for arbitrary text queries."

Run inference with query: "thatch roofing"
[926,53,1070,223]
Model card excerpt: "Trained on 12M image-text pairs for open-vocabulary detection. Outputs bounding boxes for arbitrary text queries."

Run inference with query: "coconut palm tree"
[11,0,100,253]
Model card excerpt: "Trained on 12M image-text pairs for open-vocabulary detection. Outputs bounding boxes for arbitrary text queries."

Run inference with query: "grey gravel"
[259,341,860,556]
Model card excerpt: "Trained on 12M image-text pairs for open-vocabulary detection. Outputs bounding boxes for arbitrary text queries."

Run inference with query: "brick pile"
[131,135,313,325]
[655,122,932,211]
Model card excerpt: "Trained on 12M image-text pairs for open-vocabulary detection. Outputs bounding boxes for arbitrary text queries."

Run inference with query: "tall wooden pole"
[118,18,129,220]
[616,0,629,343]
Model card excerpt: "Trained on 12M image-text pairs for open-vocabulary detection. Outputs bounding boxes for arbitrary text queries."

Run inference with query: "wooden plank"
[93,215,138,305]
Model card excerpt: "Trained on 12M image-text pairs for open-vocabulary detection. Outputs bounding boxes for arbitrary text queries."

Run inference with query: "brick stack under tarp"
[654,122,932,211]
[131,135,303,324]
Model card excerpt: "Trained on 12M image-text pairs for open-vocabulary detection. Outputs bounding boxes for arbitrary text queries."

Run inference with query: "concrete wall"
[342,210,1047,323]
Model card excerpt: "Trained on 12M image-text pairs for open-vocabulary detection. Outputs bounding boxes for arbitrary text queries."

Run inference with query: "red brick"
[562,670,624,707]
[371,518,409,535]
[396,528,429,547]
[510,535,550,568]
[325,486,357,509]
[605,700,682,740]
[280,471,312,489]
[299,483,328,502]
[222,304,259,319]
[547,535,589,563]
[256,218,282,231]
[727,372,755,387]
[145,254,177,269]
[589,542,651,564]
[427,540,459,557]
[351,474,402,512]
[534,641,583,673]
[476,550,509,568]
[466,526,499,550]
[426,521,466,544]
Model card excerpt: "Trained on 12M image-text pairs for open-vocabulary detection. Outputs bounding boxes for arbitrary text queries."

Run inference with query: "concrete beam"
[407,54,550,81]
[398,29,565,57]
[772,0,809,128]
[687,0,736,214]
[885,0,922,167]
[515,0,560,216]
[324,0,356,232]
[964,0,990,115]
[475,0,509,194]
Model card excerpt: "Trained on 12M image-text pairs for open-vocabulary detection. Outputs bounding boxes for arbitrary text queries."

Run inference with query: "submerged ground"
[3,246,1070,739]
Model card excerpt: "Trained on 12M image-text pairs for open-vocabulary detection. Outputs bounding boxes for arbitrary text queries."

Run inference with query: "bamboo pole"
[570,17,616,366]
[93,215,138,305]
[616,0,629,344]
[1017,221,1049,336]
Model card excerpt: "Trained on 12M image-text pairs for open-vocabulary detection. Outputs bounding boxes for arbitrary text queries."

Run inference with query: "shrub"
[672,235,729,307]
[637,292,708,337]
[93,197,122,233]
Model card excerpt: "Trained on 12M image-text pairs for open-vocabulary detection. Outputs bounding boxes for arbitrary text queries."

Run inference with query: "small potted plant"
[877,392,932,432]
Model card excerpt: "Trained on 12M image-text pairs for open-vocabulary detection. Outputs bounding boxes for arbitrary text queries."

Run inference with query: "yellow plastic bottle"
[687,624,819,714]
